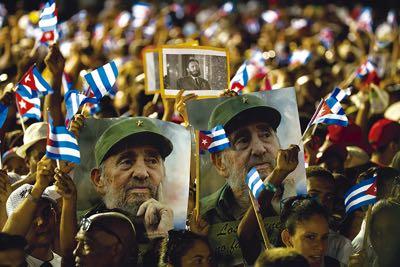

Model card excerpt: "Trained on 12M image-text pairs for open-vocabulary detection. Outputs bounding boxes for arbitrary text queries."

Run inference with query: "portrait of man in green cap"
[199,93,301,224]
[87,117,175,238]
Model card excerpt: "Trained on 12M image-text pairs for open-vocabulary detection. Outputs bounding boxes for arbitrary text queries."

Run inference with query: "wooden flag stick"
[249,191,272,249]
[56,159,61,170]
[195,130,200,219]
[15,103,26,133]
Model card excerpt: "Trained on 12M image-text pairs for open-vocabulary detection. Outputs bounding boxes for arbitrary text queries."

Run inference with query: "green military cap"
[208,94,281,133]
[95,117,173,166]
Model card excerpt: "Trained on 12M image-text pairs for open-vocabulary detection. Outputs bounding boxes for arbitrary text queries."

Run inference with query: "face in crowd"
[306,167,335,213]
[213,120,280,202]
[25,140,46,174]
[25,199,56,252]
[187,60,201,77]
[91,144,166,215]
[281,198,330,267]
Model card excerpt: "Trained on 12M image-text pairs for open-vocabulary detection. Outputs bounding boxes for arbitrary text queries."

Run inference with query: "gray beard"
[102,176,160,216]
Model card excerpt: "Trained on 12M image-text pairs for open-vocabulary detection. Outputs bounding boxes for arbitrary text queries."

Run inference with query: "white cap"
[6,184,58,217]
[16,122,48,158]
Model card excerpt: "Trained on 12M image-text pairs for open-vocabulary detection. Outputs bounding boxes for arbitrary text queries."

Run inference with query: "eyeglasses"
[80,217,123,246]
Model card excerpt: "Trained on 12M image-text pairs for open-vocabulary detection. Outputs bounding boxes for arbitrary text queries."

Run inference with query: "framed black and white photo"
[159,45,230,98]
[143,48,160,94]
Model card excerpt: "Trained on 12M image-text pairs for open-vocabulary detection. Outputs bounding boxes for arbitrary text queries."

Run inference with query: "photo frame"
[143,48,161,95]
[159,45,230,98]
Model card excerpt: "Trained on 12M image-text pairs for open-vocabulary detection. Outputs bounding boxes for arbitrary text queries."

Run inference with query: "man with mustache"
[200,94,300,224]
[87,117,174,239]
[176,58,211,91]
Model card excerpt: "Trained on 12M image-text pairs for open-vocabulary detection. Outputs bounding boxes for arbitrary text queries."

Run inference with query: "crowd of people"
[0,0,399,267]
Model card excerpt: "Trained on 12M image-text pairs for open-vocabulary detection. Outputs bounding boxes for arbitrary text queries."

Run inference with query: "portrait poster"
[143,48,160,95]
[159,45,230,98]
[186,88,306,265]
[74,117,191,230]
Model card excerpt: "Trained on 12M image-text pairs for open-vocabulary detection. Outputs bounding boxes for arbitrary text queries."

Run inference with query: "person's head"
[369,198,400,267]
[186,58,201,77]
[368,119,400,164]
[159,230,213,267]
[2,148,29,175]
[15,122,48,173]
[6,184,57,251]
[280,196,330,267]
[306,166,335,212]
[208,95,281,204]
[0,233,27,267]
[255,248,309,267]
[316,143,347,173]
[74,211,138,267]
[91,117,173,215]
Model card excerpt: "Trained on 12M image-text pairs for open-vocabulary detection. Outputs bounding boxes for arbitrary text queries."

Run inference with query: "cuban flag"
[15,88,41,121]
[319,28,334,49]
[356,59,380,85]
[83,61,118,101]
[199,125,230,153]
[246,167,266,200]
[46,115,80,163]
[39,0,57,33]
[289,49,312,66]
[132,2,151,28]
[0,103,8,128]
[357,8,372,33]
[308,87,350,128]
[18,65,53,96]
[40,30,56,44]
[344,174,377,214]
[261,10,280,24]
[64,90,97,127]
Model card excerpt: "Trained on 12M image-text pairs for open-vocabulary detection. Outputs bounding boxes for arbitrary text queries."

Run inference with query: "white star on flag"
[202,139,208,145]
[25,75,30,82]
[19,100,26,109]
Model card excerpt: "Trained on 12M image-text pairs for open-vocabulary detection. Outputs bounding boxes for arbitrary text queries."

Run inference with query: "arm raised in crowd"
[0,170,12,230]
[2,156,55,236]
[237,145,300,265]
[44,43,65,126]
[54,168,77,264]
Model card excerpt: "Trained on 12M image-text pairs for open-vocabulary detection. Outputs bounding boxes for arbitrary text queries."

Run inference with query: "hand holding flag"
[344,174,377,214]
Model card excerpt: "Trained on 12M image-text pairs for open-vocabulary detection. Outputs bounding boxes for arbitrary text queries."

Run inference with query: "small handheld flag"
[308,87,350,128]
[356,7,373,33]
[246,167,266,200]
[0,103,8,128]
[344,174,377,214]
[46,115,80,164]
[64,90,97,126]
[18,65,53,96]
[39,0,57,33]
[289,49,312,66]
[83,61,118,101]
[199,125,230,153]
[356,59,380,85]
[15,89,41,121]
[319,28,334,49]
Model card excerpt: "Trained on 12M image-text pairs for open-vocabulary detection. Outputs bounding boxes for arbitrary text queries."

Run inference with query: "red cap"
[327,123,372,155]
[368,119,400,150]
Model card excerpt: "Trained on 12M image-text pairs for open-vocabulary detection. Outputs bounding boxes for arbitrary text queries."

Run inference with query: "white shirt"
[26,252,62,267]
[326,230,353,266]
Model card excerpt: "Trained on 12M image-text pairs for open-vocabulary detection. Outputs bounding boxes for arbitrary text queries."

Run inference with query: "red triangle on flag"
[19,66,36,90]
[365,179,377,196]
[316,101,332,117]
[199,132,212,152]
[40,31,55,43]
[16,93,34,115]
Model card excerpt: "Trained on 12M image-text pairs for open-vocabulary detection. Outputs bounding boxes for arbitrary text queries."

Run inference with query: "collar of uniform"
[200,183,236,222]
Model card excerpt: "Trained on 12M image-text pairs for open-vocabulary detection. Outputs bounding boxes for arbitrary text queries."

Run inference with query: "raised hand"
[188,208,209,236]
[275,145,300,176]
[68,114,85,139]
[44,43,65,77]
[35,156,56,191]
[136,198,174,239]
[54,169,77,201]
[175,89,197,127]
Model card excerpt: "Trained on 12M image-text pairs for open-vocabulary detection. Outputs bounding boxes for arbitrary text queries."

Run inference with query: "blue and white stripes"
[344,174,377,214]
[39,0,57,32]
[84,61,119,101]
[46,118,80,164]
[246,167,266,200]
[200,125,230,153]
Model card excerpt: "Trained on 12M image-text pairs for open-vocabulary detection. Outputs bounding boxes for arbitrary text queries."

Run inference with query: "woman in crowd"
[280,196,340,267]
